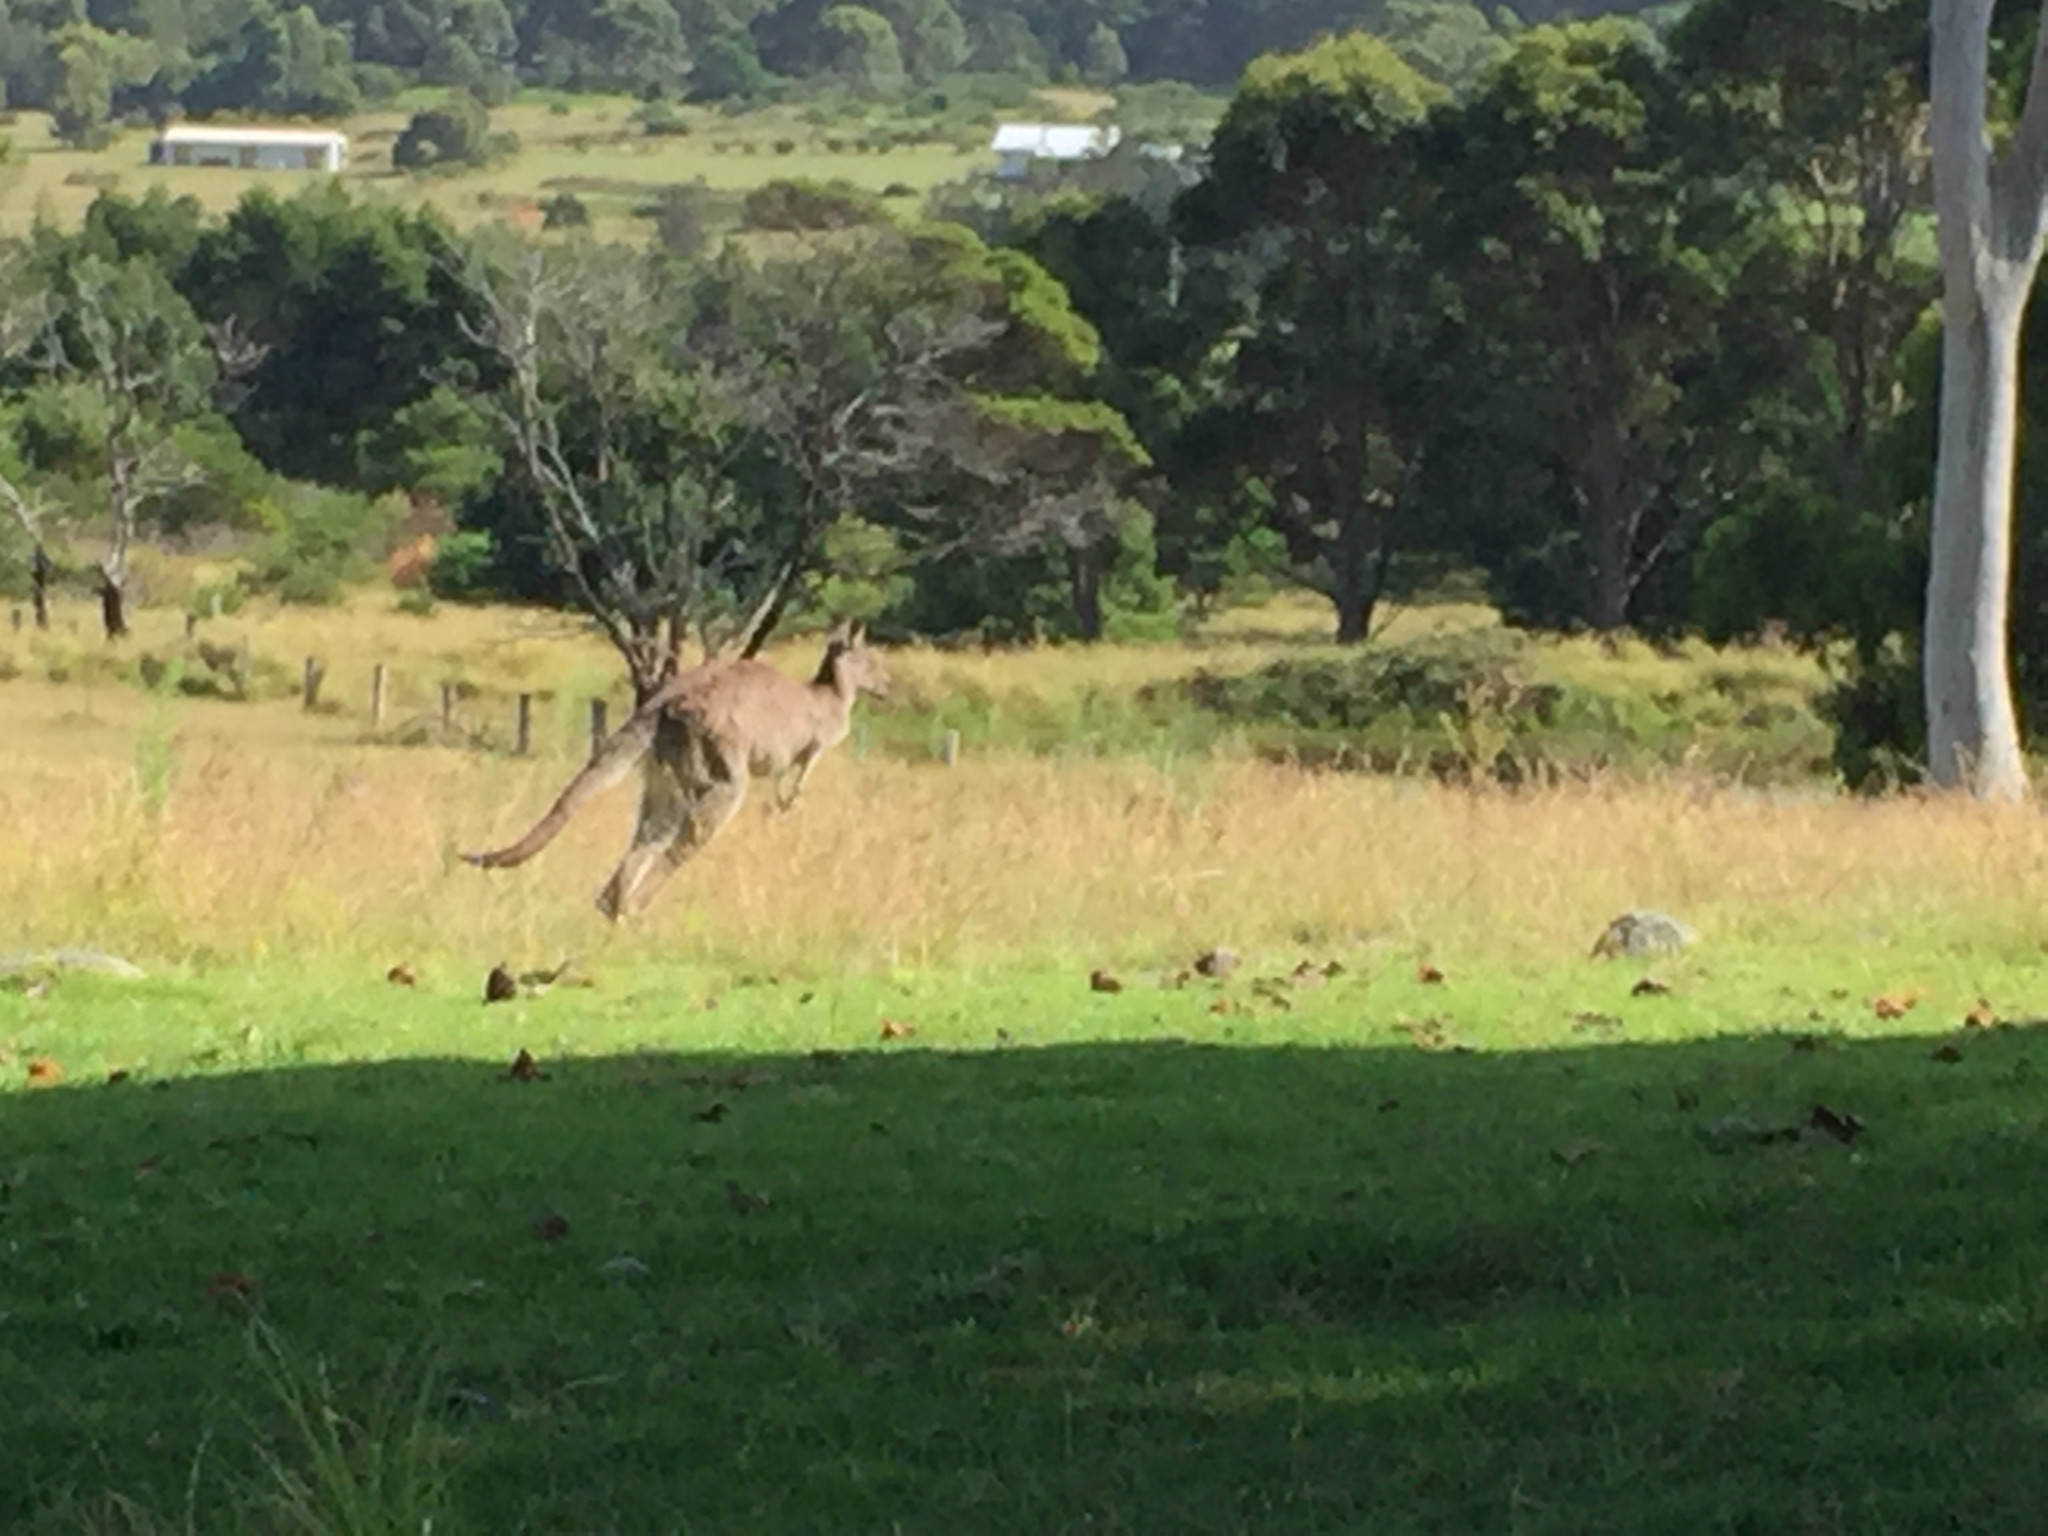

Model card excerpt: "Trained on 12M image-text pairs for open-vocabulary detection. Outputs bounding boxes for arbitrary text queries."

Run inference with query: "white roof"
[154,125,349,146]
[989,123,1120,159]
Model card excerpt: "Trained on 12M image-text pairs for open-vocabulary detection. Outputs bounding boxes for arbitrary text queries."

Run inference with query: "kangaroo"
[464,621,890,921]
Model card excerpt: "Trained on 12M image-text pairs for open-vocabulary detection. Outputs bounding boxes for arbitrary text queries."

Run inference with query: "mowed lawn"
[0,93,1006,240]
[6,948,2048,1532]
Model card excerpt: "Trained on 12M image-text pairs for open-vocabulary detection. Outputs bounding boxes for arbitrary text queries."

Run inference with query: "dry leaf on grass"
[484,964,518,1004]
[507,1049,547,1082]
[1805,1104,1864,1144]
[206,1271,257,1300]
[879,1018,916,1041]
[1089,968,1124,994]
[1965,998,1999,1029]
[1551,1138,1606,1168]
[1194,947,1239,980]
[532,1212,570,1242]
[1930,1041,1964,1064]
[25,1058,61,1086]
[693,1102,729,1124]
[1631,977,1671,997]
[1417,964,1446,985]
[386,964,417,987]
[1870,988,1924,1020]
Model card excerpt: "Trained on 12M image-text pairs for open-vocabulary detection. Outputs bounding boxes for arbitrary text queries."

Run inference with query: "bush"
[633,101,691,138]
[741,178,886,231]
[251,486,407,606]
[541,192,590,228]
[393,95,493,171]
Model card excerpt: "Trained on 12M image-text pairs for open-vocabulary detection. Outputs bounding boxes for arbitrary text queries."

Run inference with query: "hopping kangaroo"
[464,622,889,920]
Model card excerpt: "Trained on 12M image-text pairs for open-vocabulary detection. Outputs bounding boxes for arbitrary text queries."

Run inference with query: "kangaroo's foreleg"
[772,750,819,814]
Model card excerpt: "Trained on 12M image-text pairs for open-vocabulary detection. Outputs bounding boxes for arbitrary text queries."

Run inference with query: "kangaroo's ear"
[848,619,867,645]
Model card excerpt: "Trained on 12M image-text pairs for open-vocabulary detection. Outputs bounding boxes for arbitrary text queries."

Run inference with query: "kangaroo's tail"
[463,706,661,871]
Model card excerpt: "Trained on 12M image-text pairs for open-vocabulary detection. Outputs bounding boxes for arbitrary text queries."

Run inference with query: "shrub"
[541,192,590,228]
[393,95,492,171]
[741,178,886,231]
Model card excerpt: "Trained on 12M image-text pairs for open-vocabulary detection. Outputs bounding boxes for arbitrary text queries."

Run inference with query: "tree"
[1921,0,2048,798]
[460,239,749,701]
[822,4,905,94]
[29,254,223,638]
[1440,21,1753,632]
[1175,32,1450,642]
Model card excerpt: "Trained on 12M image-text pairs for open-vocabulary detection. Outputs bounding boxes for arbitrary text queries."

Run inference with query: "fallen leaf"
[1631,977,1671,997]
[693,1102,729,1124]
[484,964,518,1004]
[1805,1104,1865,1144]
[725,1180,769,1215]
[1376,1097,1401,1113]
[25,1058,61,1086]
[995,1028,1013,1045]
[1870,988,1924,1020]
[206,1271,257,1300]
[1289,961,1327,989]
[1322,961,1346,978]
[105,1069,130,1086]
[1194,947,1239,979]
[878,1018,916,1041]
[1829,987,1851,1000]
[507,1049,546,1082]
[1931,1041,1964,1064]
[1965,998,1999,1030]
[387,964,417,987]
[1089,968,1124,994]
[1208,997,1242,1017]
[1551,1138,1606,1168]
[532,1212,570,1242]
[23,978,50,1001]
[1417,964,1446,985]
[134,1158,159,1178]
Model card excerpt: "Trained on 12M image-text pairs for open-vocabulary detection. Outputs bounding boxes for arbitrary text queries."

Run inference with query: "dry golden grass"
[4,669,2044,978]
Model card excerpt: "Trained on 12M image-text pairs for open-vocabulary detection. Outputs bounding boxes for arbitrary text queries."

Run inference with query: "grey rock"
[1590,911,1696,960]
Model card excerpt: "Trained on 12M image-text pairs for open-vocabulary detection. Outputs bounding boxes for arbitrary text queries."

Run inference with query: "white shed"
[989,123,1121,181]
[149,125,349,172]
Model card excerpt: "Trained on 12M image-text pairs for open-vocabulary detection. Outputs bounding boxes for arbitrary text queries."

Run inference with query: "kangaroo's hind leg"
[596,712,699,922]
[596,719,746,921]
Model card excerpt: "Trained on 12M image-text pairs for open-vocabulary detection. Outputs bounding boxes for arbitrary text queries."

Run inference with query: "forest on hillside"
[0,0,1669,127]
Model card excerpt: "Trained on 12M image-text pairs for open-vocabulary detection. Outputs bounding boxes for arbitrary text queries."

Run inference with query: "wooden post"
[440,682,457,734]
[301,656,325,712]
[369,664,387,729]
[940,729,960,767]
[183,612,197,640]
[515,693,533,757]
[588,698,608,758]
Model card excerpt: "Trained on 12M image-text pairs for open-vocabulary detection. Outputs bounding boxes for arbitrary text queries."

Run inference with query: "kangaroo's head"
[818,619,890,702]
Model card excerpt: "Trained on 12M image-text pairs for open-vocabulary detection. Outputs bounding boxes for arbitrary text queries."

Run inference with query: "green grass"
[7,943,2048,1531]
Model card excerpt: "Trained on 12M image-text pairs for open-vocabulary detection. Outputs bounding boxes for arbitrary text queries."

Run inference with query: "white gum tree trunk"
[1924,0,2048,798]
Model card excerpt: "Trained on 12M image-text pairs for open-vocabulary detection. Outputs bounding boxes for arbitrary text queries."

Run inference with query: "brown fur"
[463,622,890,921]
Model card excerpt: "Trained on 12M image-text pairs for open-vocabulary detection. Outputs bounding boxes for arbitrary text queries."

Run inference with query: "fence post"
[440,681,457,734]
[369,664,387,729]
[301,656,325,712]
[940,729,961,767]
[515,693,533,757]
[588,698,608,759]
[183,612,197,640]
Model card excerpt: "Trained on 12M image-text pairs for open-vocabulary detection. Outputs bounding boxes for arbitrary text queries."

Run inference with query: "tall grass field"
[6,588,2048,1531]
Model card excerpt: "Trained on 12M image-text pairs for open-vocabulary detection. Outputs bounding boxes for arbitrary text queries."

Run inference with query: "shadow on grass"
[6,1027,2048,1532]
